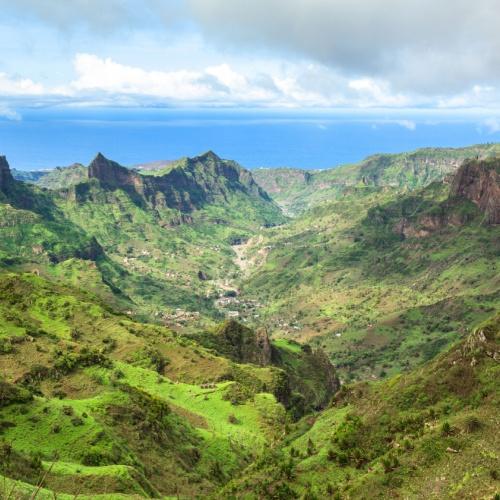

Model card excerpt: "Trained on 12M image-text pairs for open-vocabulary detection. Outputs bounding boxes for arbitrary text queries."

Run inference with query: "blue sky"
[0,0,500,130]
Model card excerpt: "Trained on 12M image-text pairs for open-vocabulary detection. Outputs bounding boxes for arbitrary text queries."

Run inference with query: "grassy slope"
[2,155,286,323]
[55,176,284,320]
[0,272,294,497]
[222,314,500,499]
[240,182,500,381]
[253,143,500,215]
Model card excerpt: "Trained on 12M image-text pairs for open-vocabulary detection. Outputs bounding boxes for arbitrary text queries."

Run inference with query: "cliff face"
[214,320,272,366]
[390,158,500,239]
[450,159,500,224]
[0,156,14,192]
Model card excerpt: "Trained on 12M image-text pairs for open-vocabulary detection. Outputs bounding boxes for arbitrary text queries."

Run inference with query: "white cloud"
[483,118,500,134]
[0,73,44,96]
[0,104,21,120]
[348,78,409,107]
[397,120,416,131]
[1,52,500,113]
[70,53,220,101]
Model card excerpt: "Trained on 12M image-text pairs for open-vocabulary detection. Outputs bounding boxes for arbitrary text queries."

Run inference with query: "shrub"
[463,415,482,433]
[81,449,112,466]
[62,405,74,416]
[440,421,452,436]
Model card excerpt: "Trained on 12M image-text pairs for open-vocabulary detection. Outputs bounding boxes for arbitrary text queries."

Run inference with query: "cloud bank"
[0,0,499,111]
[187,0,500,95]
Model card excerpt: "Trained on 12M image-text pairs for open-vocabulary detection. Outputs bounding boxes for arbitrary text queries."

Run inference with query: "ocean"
[1,108,499,171]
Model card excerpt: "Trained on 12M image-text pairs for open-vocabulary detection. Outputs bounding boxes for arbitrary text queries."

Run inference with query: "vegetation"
[1,144,499,497]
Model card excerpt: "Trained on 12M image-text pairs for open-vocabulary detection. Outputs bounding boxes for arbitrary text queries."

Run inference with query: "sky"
[0,0,499,122]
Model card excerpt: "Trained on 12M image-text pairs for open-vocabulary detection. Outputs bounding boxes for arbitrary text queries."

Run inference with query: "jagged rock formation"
[0,156,14,192]
[88,153,135,187]
[214,319,272,366]
[390,157,500,238]
[86,151,274,213]
[462,314,499,364]
[451,158,500,224]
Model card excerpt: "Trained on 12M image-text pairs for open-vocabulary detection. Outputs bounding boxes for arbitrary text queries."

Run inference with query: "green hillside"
[222,313,500,499]
[1,145,499,498]
[239,159,500,381]
[0,272,337,498]
[253,143,500,215]
[2,152,286,322]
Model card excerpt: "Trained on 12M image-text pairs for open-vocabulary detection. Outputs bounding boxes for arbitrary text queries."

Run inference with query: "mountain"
[451,158,500,224]
[1,144,499,499]
[11,168,52,184]
[0,155,14,191]
[238,157,500,381]
[253,143,500,215]
[85,151,275,213]
[1,151,285,321]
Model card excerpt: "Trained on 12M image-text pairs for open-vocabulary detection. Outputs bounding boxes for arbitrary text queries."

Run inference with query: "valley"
[1,144,499,498]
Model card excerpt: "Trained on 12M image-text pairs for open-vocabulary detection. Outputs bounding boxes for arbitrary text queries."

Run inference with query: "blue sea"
[1,108,499,171]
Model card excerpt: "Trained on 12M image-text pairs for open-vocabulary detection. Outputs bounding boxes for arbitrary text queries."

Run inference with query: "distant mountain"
[133,159,177,171]
[253,143,500,214]
[10,168,50,184]
[2,151,285,320]
[84,151,276,214]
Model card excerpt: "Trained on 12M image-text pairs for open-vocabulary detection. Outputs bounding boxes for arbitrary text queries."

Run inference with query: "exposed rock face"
[86,151,273,214]
[461,314,499,366]
[88,153,141,190]
[310,348,341,397]
[391,158,500,238]
[215,320,272,366]
[393,211,468,239]
[451,159,500,224]
[0,156,14,192]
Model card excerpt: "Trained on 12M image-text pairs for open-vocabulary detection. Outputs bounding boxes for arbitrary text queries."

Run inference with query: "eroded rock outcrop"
[214,319,272,366]
[0,156,14,192]
[450,158,500,224]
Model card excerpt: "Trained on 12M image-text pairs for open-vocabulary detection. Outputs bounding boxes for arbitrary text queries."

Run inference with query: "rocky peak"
[0,156,14,191]
[451,158,500,224]
[195,150,220,162]
[88,153,137,188]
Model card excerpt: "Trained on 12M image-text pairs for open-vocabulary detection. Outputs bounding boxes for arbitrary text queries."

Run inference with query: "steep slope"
[190,320,340,416]
[52,152,284,319]
[2,152,285,321]
[223,314,500,498]
[451,157,500,224]
[240,158,500,380]
[253,143,500,214]
[0,271,339,498]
